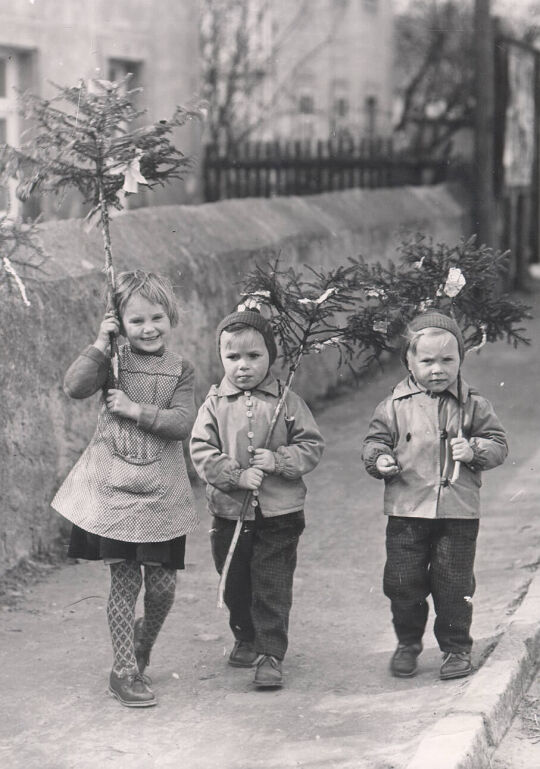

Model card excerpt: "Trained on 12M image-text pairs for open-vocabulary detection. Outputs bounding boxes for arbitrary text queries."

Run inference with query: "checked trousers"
[211,507,305,660]
[383,516,479,653]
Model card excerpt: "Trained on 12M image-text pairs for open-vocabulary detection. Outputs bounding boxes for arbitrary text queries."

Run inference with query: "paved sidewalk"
[1,286,540,769]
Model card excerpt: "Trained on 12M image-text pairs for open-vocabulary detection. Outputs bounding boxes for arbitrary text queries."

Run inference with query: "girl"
[52,270,199,707]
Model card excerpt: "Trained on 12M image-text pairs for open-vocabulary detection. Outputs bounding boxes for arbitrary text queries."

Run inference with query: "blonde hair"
[405,327,460,362]
[114,270,179,327]
[219,325,265,351]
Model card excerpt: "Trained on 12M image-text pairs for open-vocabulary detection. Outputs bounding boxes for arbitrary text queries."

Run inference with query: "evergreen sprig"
[1,77,202,215]
[240,236,530,378]
[0,214,47,307]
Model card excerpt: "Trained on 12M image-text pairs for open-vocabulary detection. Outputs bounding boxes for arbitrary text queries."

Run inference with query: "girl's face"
[220,329,270,390]
[121,294,171,354]
[407,330,460,392]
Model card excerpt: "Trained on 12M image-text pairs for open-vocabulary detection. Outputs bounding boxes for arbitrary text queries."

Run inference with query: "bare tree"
[199,0,349,148]
[394,0,475,158]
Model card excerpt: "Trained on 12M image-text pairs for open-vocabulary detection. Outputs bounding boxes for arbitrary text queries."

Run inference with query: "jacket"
[189,373,324,519]
[362,376,508,519]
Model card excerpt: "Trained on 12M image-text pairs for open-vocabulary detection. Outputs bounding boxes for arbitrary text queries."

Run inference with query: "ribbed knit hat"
[217,308,278,365]
[401,311,465,366]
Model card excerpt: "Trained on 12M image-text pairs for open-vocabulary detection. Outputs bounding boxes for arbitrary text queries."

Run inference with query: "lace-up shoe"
[390,642,423,677]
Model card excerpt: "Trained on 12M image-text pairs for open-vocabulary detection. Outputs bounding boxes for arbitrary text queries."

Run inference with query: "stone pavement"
[1,286,540,769]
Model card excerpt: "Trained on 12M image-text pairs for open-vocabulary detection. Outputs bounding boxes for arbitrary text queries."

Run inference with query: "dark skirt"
[67,525,186,570]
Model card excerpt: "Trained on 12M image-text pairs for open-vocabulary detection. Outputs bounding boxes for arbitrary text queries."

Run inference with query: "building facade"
[0,0,201,218]
[243,0,394,143]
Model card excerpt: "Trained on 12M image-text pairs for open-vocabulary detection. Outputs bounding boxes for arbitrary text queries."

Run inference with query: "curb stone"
[406,571,540,769]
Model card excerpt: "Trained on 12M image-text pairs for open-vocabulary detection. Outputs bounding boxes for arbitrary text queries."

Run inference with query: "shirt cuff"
[137,404,159,431]
[85,345,110,364]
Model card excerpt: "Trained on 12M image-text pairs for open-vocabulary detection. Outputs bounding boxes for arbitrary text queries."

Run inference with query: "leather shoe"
[390,642,423,677]
[108,670,156,708]
[254,654,283,688]
[228,640,257,668]
[440,651,472,680]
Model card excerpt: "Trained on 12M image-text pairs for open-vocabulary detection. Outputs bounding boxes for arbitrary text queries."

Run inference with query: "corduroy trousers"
[383,516,479,653]
[211,507,305,660]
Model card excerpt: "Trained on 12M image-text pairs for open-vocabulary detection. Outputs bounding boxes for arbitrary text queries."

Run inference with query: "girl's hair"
[114,270,179,327]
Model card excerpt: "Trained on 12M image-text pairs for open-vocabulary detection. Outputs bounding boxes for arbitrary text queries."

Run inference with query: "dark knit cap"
[217,309,278,365]
[401,311,465,366]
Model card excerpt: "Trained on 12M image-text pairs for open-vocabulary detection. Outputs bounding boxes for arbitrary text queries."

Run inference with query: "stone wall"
[0,184,470,573]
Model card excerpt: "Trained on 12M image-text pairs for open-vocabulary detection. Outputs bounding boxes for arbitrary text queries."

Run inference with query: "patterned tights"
[107,561,177,676]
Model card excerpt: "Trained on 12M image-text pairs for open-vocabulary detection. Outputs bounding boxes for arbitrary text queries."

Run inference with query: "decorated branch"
[217,240,530,603]
[0,213,47,307]
[1,76,203,381]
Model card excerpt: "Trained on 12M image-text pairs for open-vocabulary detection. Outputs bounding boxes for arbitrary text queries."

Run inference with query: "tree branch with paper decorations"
[0,213,47,308]
[1,76,204,381]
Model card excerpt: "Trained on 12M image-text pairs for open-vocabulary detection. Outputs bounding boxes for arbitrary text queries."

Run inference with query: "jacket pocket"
[108,453,163,495]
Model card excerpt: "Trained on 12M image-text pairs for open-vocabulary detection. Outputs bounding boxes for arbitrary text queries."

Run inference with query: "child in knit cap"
[190,303,324,688]
[363,311,507,680]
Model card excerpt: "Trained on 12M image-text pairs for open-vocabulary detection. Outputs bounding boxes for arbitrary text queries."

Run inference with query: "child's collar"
[392,375,469,401]
[216,372,279,397]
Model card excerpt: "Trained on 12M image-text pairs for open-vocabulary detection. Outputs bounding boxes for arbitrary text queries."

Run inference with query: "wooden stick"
[450,373,464,484]
[98,180,119,387]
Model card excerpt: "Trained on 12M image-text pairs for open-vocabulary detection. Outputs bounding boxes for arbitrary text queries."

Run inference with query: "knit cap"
[217,308,278,365]
[401,311,465,366]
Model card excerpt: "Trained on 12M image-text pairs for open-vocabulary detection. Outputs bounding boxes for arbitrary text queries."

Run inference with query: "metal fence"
[202,137,452,202]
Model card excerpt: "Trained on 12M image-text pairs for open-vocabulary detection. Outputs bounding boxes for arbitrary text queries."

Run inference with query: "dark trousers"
[383,516,479,653]
[211,508,305,660]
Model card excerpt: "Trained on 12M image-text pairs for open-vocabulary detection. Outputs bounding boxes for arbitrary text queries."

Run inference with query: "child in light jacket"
[190,305,324,689]
[363,311,507,681]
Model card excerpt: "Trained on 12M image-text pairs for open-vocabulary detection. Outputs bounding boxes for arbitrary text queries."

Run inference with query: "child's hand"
[251,449,276,473]
[376,454,400,477]
[450,437,474,463]
[238,468,264,490]
[95,312,120,351]
[106,389,141,421]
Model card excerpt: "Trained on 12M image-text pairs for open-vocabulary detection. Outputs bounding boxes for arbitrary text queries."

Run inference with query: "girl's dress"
[52,343,199,569]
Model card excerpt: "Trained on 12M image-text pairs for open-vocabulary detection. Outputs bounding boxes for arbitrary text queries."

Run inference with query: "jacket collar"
[392,375,470,402]
[216,372,280,397]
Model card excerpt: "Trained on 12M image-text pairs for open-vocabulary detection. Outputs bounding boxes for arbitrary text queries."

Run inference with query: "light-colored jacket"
[190,374,324,519]
[362,376,508,519]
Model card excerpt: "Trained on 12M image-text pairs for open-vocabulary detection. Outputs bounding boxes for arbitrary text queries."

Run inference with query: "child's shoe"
[108,670,156,707]
[440,651,472,680]
[390,642,423,677]
[134,618,151,675]
[228,640,257,668]
[253,654,283,688]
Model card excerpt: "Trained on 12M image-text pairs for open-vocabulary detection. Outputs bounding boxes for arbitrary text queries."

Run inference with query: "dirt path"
[1,290,539,769]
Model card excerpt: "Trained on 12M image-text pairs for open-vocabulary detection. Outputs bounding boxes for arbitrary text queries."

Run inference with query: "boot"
[228,640,257,668]
[253,654,283,688]
[108,670,156,708]
[440,651,472,680]
[390,642,423,677]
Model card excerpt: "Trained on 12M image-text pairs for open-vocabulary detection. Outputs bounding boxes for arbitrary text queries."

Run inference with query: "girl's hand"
[450,437,474,463]
[238,468,264,490]
[376,454,400,477]
[95,312,120,352]
[251,449,276,473]
[106,389,141,421]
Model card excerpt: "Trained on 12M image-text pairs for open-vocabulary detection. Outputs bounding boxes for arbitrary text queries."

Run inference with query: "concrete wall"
[0,184,470,573]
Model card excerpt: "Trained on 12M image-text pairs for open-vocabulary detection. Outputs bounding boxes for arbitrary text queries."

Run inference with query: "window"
[365,95,378,137]
[299,94,314,115]
[363,0,378,13]
[334,97,349,118]
[0,50,21,215]
[108,59,142,93]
